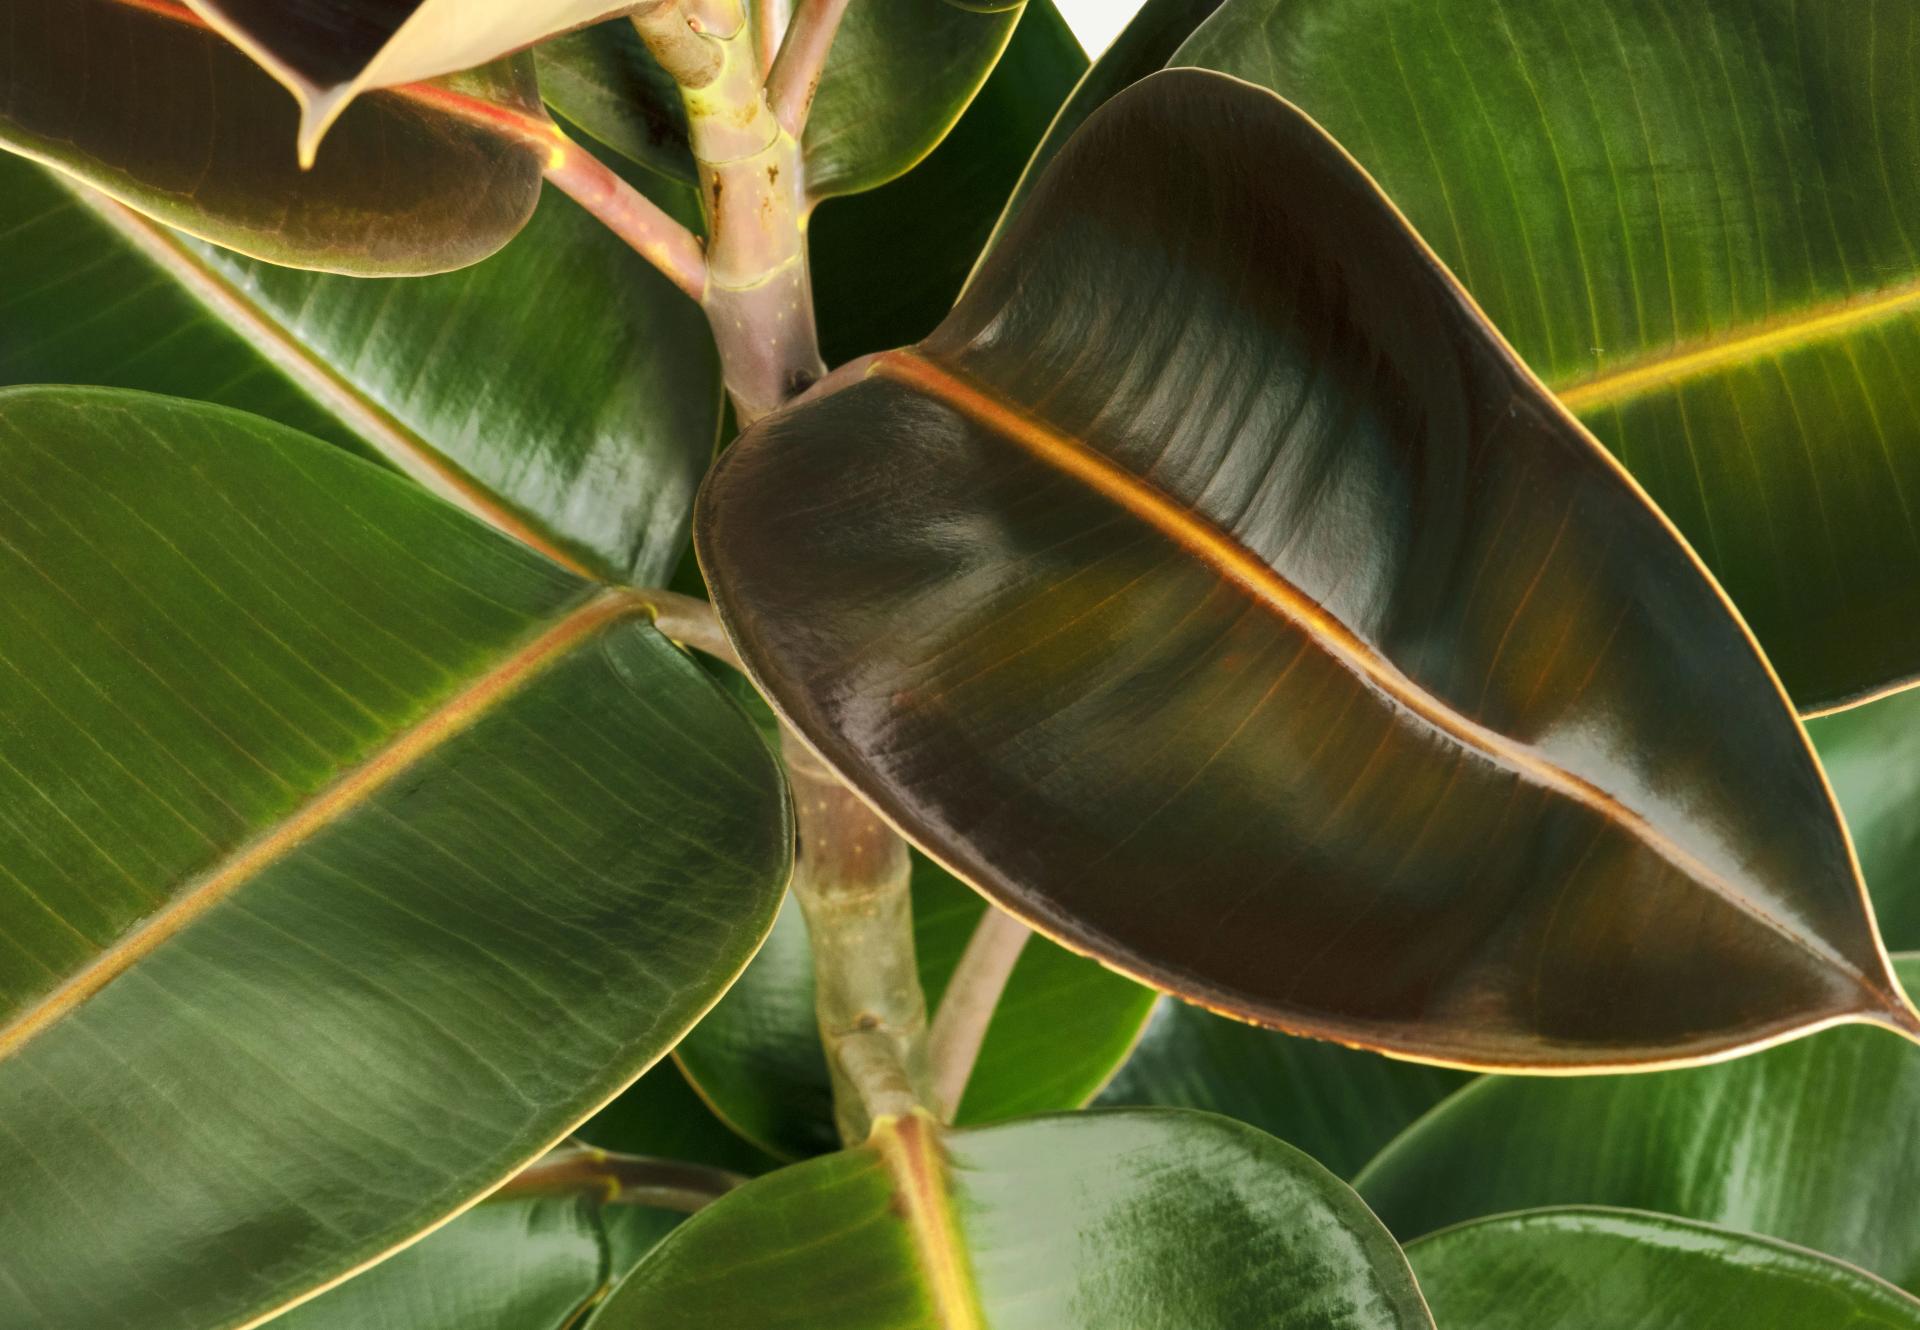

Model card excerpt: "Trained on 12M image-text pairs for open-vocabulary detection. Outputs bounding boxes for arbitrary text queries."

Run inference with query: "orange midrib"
[873,1112,985,1330]
[873,349,1869,991]
[1553,276,1920,411]
[0,589,647,1063]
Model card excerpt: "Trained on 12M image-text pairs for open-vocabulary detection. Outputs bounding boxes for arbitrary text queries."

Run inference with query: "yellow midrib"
[873,349,1875,999]
[0,589,646,1064]
[1552,276,1920,412]
[873,1112,986,1330]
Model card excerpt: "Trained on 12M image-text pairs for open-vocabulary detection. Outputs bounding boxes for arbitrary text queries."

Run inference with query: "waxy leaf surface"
[1096,998,1467,1179]
[1810,689,1920,950]
[1408,1208,1920,1329]
[184,0,632,163]
[0,154,719,586]
[699,69,1914,1069]
[0,390,790,1330]
[677,857,1153,1159]
[1180,0,1920,713]
[0,0,545,275]
[1355,956,1920,1292]
[588,1109,1434,1329]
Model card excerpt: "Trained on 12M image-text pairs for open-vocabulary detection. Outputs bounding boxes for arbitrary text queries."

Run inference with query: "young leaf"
[0,156,719,585]
[0,0,546,275]
[697,68,1917,1070]
[0,390,790,1330]
[586,1109,1435,1329]
[1407,1208,1920,1328]
[1178,0,1920,714]
[1095,998,1468,1180]
[183,0,636,165]
[1354,955,1920,1292]
[676,856,1154,1159]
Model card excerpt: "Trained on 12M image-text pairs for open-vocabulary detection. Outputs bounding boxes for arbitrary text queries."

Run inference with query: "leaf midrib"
[872,348,1877,1004]
[1551,275,1920,412]
[872,1111,985,1330]
[0,588,648,1064]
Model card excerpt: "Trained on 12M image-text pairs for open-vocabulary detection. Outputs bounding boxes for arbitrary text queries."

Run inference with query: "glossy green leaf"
[1095,998,1468,1179]
[1810,689,1920,950]
[0,151,718,586]
[0,389,790,1330]
[811,0,1085,366]
[802,0,1025,201]
[1408,1208,1920,1329]
[0,0,545,275]
[1355,953,1920,1292]
[183,0,632,163]
[677,855,1154,1159]
[698,68,1915,1069]
[588,1108,1435,1329]
[537,22,696,186]
[1179,0,1920,714]
[275,1194,609,1330]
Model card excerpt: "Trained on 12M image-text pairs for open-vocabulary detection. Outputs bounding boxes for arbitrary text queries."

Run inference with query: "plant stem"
[632,0,826,424]
[765,0,852,136]
[782,731,935,1145]
[642,589,742,669]
[927,906,1032,1117]
[542,130,708,302]
[749,0,789,74]
[498,1145,744,1212]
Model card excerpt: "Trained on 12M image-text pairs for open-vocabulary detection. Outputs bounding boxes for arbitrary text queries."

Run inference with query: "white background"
[1053,0,1151,57]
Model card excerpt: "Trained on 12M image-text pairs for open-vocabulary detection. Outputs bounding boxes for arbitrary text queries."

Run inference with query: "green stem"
[782,731,935,1145]
[632,0,825,424]
[498,1145,744,1212]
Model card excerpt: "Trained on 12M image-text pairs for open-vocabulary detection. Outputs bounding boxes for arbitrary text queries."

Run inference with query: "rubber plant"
[2,0,1919,1326]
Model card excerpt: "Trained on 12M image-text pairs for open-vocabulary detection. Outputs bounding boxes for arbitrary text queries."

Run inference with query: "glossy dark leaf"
[537,22,696,186]
[1810,690,1920,950]
[587,1109,1434,1329]
[0,389,790,1330]
[1095,998,1468,1179]
[1355,954,1920,1292]
[1178,0,1920,714]
[185,0,632,163]
[676,855,1154,1159]
[0,0,545,275]
[811,0,1085,366]
[0,155,719,586]
[1408,1208,1920,1329]
[698,68,1916,1069]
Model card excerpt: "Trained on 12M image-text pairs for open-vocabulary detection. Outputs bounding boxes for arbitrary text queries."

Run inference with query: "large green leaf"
[1178,0,1920,714]
[0,151,719,586]
[0,389,791,1330]
[183,0,634,163]
[275,1194,610,1330]
[0,0,545,275]
[1810,689,1920,950]
[811,0,1086,366]
[676,855,1154,1159]
[587,1108,1435,1329]
[1095,999,1468,1179]
[697,68,1915,1068]
[1355,953,1920,1292]
[1408,1208,1920,1329]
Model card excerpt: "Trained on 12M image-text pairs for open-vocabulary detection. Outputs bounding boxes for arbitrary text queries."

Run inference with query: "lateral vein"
[0,589,646,1064]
